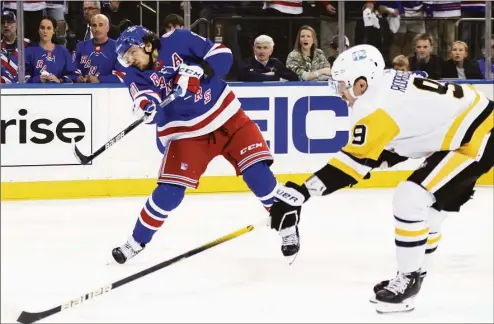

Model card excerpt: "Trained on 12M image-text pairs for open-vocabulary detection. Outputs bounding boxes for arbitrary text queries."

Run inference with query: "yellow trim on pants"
[423,153,472,192]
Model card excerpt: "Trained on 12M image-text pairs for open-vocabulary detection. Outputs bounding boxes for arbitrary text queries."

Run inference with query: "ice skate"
[370,271,426,303]
[111,236,145,264]
[280,225,300,265]
[374,270,422,314]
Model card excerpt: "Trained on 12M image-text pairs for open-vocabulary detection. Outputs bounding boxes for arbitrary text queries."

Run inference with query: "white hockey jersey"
[329,69,493,180]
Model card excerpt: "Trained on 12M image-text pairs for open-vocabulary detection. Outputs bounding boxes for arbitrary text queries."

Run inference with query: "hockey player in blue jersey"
[73,14,125,83]
[111,25,300,264]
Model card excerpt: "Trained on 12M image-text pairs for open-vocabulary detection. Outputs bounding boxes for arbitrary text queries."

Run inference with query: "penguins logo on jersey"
[352,50,367,61]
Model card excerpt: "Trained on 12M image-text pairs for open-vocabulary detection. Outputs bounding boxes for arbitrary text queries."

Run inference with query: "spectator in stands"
[408,33,443,79]
[392,54,429,77]
[320,1,363,58]
[102,0,134,34]
[1,1,46,42]
[319,1,337,59]
[196,2,246,80]
[1,11,30,83]
[262,0,304,63]
[25,17,75,83]
[74,14,124,83]
[442,41,484,79]
[376,1,426,61]
[327,34,350,66]
[392,54,410,72]
[45,1,66,45]
[478,36,494,78]
[76,0,119,44]
[238,34,299,82]
[286,25,332,81]
[424,0,461,59]
[161,13,184,35]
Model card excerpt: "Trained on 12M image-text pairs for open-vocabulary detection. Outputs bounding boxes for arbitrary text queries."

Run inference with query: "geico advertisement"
[234,86,350,155]
[0,94,92,167]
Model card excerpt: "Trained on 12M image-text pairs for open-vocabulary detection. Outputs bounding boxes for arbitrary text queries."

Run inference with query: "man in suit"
[238,34,299,82]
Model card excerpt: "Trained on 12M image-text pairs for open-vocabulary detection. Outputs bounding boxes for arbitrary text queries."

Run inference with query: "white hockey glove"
[133,100,158,124]
[174,63,204,97]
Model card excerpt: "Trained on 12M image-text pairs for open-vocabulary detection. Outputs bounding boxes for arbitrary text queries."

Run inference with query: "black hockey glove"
[270,181,311,231]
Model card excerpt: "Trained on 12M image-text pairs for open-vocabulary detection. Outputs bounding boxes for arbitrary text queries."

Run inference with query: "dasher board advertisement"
[0,94,92,167]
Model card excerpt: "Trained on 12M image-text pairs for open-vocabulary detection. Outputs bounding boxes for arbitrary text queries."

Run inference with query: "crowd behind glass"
[1,0,493,84]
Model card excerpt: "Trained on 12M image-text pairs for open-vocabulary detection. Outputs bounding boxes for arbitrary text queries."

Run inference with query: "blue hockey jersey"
[123,29,241,150]
[74,38,125,83]
[25,44,76,83]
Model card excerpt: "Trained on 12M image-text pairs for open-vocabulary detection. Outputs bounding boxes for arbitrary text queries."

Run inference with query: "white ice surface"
[1,188,493,323]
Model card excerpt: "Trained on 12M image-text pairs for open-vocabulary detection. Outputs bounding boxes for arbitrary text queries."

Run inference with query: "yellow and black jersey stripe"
[456,100,493,160]
[328,108,401,180]
[442,87,494,160]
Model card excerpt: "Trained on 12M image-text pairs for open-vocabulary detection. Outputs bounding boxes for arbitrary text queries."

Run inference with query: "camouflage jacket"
[286,48,331,81]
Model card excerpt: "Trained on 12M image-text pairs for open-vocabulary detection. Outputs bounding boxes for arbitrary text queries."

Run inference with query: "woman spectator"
[25,17,76,83]
[442,41,484,79]
[286,25,332,81]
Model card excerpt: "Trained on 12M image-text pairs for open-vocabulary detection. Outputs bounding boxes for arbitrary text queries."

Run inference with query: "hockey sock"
[242,161,277,211]
[393,182,434,273]
[422,208,446,274]
[132,183,186,244]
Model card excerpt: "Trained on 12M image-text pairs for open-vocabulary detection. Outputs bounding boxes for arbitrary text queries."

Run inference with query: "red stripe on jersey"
[1,59,17,75]
[271,1,302,7]
[239,152,273,172]
[214,44,226,50]
[140,208,165,228]
[113,70,125,80]
[158,175,198,188]
[158,91,236,138]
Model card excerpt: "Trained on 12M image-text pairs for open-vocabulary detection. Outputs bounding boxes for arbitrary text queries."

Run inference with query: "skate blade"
[106,258,120,266]
[285,252,299,266]
[375,298,415,314]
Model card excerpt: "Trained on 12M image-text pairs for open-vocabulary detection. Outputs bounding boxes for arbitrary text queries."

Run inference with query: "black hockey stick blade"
[16,218,269,324]
[72,92,179,165]
[72,139,93,165]
[72,115,147,165]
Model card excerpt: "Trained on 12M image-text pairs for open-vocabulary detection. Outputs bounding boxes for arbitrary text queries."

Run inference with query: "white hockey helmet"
[331,44,385,93]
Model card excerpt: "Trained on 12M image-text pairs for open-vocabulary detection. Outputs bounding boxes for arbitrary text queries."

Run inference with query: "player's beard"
[145,53,154,70]
[145,49,159,70]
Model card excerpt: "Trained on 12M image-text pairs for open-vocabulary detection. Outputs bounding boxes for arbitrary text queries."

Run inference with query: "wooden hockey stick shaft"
[16,218,270,324]
[73,93,178,165]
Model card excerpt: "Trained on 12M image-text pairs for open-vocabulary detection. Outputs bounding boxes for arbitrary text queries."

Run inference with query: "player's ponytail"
[142,32,161,52]
[142,32,161,69]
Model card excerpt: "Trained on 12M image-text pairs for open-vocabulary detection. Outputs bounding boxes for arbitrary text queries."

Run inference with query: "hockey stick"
[16,218,270,324]
[73,93,178,165]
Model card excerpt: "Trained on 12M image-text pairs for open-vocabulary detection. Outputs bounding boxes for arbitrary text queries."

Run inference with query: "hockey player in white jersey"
[268,44,493,313]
